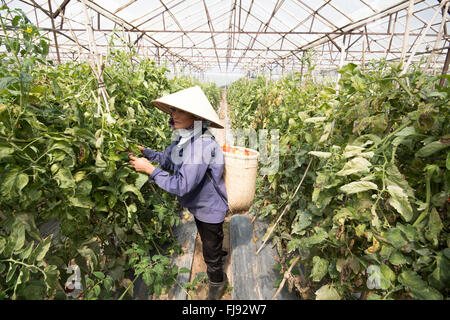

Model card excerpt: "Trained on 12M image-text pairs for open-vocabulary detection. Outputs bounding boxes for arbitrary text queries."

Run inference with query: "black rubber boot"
[207,272,228,300]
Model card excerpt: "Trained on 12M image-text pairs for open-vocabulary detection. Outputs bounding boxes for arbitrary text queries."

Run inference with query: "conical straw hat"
[151,86,224,129]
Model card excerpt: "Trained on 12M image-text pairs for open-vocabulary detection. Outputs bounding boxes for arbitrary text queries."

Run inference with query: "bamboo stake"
[400,0,414,66]
[400,0,447,76]
[255,154,314,256]
[271,256,300,300]
[335,36,347,90]
[362,39,365,71]
[47,0,61,64]
[425,1,449,72]
[439,47,450,86]
[60,11,82,61]
[80,0,112,116]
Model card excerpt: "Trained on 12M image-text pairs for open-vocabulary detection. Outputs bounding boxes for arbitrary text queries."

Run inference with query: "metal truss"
[1,0,449,77]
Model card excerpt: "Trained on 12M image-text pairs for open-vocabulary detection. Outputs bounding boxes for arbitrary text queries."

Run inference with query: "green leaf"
[19,241,34,260]
[380,264,395,289]
[93,271,105,280]
[135,172,149,190]
[95,152,107,168]
[53,167,75,189]
[303,227,328,247]
[304,117,327,123]
[291,210,312,234]
[308,151,332,158]
[398,271,443,300]
[0,76,19,91]
[12,223,26,252]
[311,256,329,282]
[343,145,365,158]
[386,185,413,222]
[20,280,46,299]
[121,184,144,203]
[40,39,49,56]
[76,180,92,195]
[337,157,371,176]
[1,167,21,199]
[340,181,378,194]
[424,208,443,246]
[69,196,94,209]
[0,143,14,160]
[367,293,382,300]
[416,140,449,157]
[385,163,415,198]
[35,236,52,262]
[6,263,19,283]
[155,127,166,139]
[43,265,59,295]
[77,247,98,271]
[389,251,411,266]
[385,228,407,249]
[428,251,450,290]
[394,126,416,138]
[315,284,340,300]
[15,173,29,195]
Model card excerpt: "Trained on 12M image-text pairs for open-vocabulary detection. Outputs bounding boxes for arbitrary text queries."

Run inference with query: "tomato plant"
[0,6,220,300]
[228,59,449,300]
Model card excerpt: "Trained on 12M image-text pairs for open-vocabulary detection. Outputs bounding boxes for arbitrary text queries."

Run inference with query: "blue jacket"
[143,131,229,223]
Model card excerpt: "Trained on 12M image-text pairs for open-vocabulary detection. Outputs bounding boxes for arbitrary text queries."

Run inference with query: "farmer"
[128,86,229,300]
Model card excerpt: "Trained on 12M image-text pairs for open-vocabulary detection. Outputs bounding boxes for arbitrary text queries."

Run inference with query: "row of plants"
[227,59,449,299]
[0,6,220,299]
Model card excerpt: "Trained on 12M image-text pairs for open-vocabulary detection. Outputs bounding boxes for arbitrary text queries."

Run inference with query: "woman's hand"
[129,154,155,175]
[137,146,145,152]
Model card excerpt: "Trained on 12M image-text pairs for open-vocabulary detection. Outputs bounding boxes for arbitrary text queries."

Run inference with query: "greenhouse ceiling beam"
[79,0,204,72]
[248,0,428,73]
[113,0,136,15]
[51,0,71,19]
[232,0,288,72]
[225,0,237,71]
[133,0,185,28]
[202,0,221,72]
[32,27,449,38]
[296,0,340,31]
[156,0,208,65]
[47,0,60,64]
[151,0,223,49]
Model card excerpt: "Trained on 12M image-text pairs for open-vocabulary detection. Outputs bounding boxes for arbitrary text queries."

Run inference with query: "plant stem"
[367,120,412,152]
[413,175,431,227]
[256,154,314,255]
[118,274,139,300]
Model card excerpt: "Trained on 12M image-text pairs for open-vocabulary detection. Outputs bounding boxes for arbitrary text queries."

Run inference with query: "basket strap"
[206,170,234,215]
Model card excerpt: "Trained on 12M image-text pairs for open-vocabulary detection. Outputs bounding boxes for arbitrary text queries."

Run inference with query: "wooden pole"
[425,1,449,72]
[401,0,414,67]
[439,47,450,87]
[362,39,365,71]
[401,0,447,76]
[80,0,111,115]
[47,0,61,64]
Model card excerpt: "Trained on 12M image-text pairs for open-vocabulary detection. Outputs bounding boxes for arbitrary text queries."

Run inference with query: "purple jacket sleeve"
[142,142,177,171]
[149,162,208,197]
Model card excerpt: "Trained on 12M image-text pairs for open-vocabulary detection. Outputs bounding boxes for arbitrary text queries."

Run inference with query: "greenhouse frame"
[2,0,449,79]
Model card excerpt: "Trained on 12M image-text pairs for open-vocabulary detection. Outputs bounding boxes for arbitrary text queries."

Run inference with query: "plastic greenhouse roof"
[2,0,450,76]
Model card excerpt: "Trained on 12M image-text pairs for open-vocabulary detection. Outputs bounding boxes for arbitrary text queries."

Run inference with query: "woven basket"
[223,146,259,213]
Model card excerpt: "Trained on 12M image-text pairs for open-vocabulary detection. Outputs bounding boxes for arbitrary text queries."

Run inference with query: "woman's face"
[170,108,195,129]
